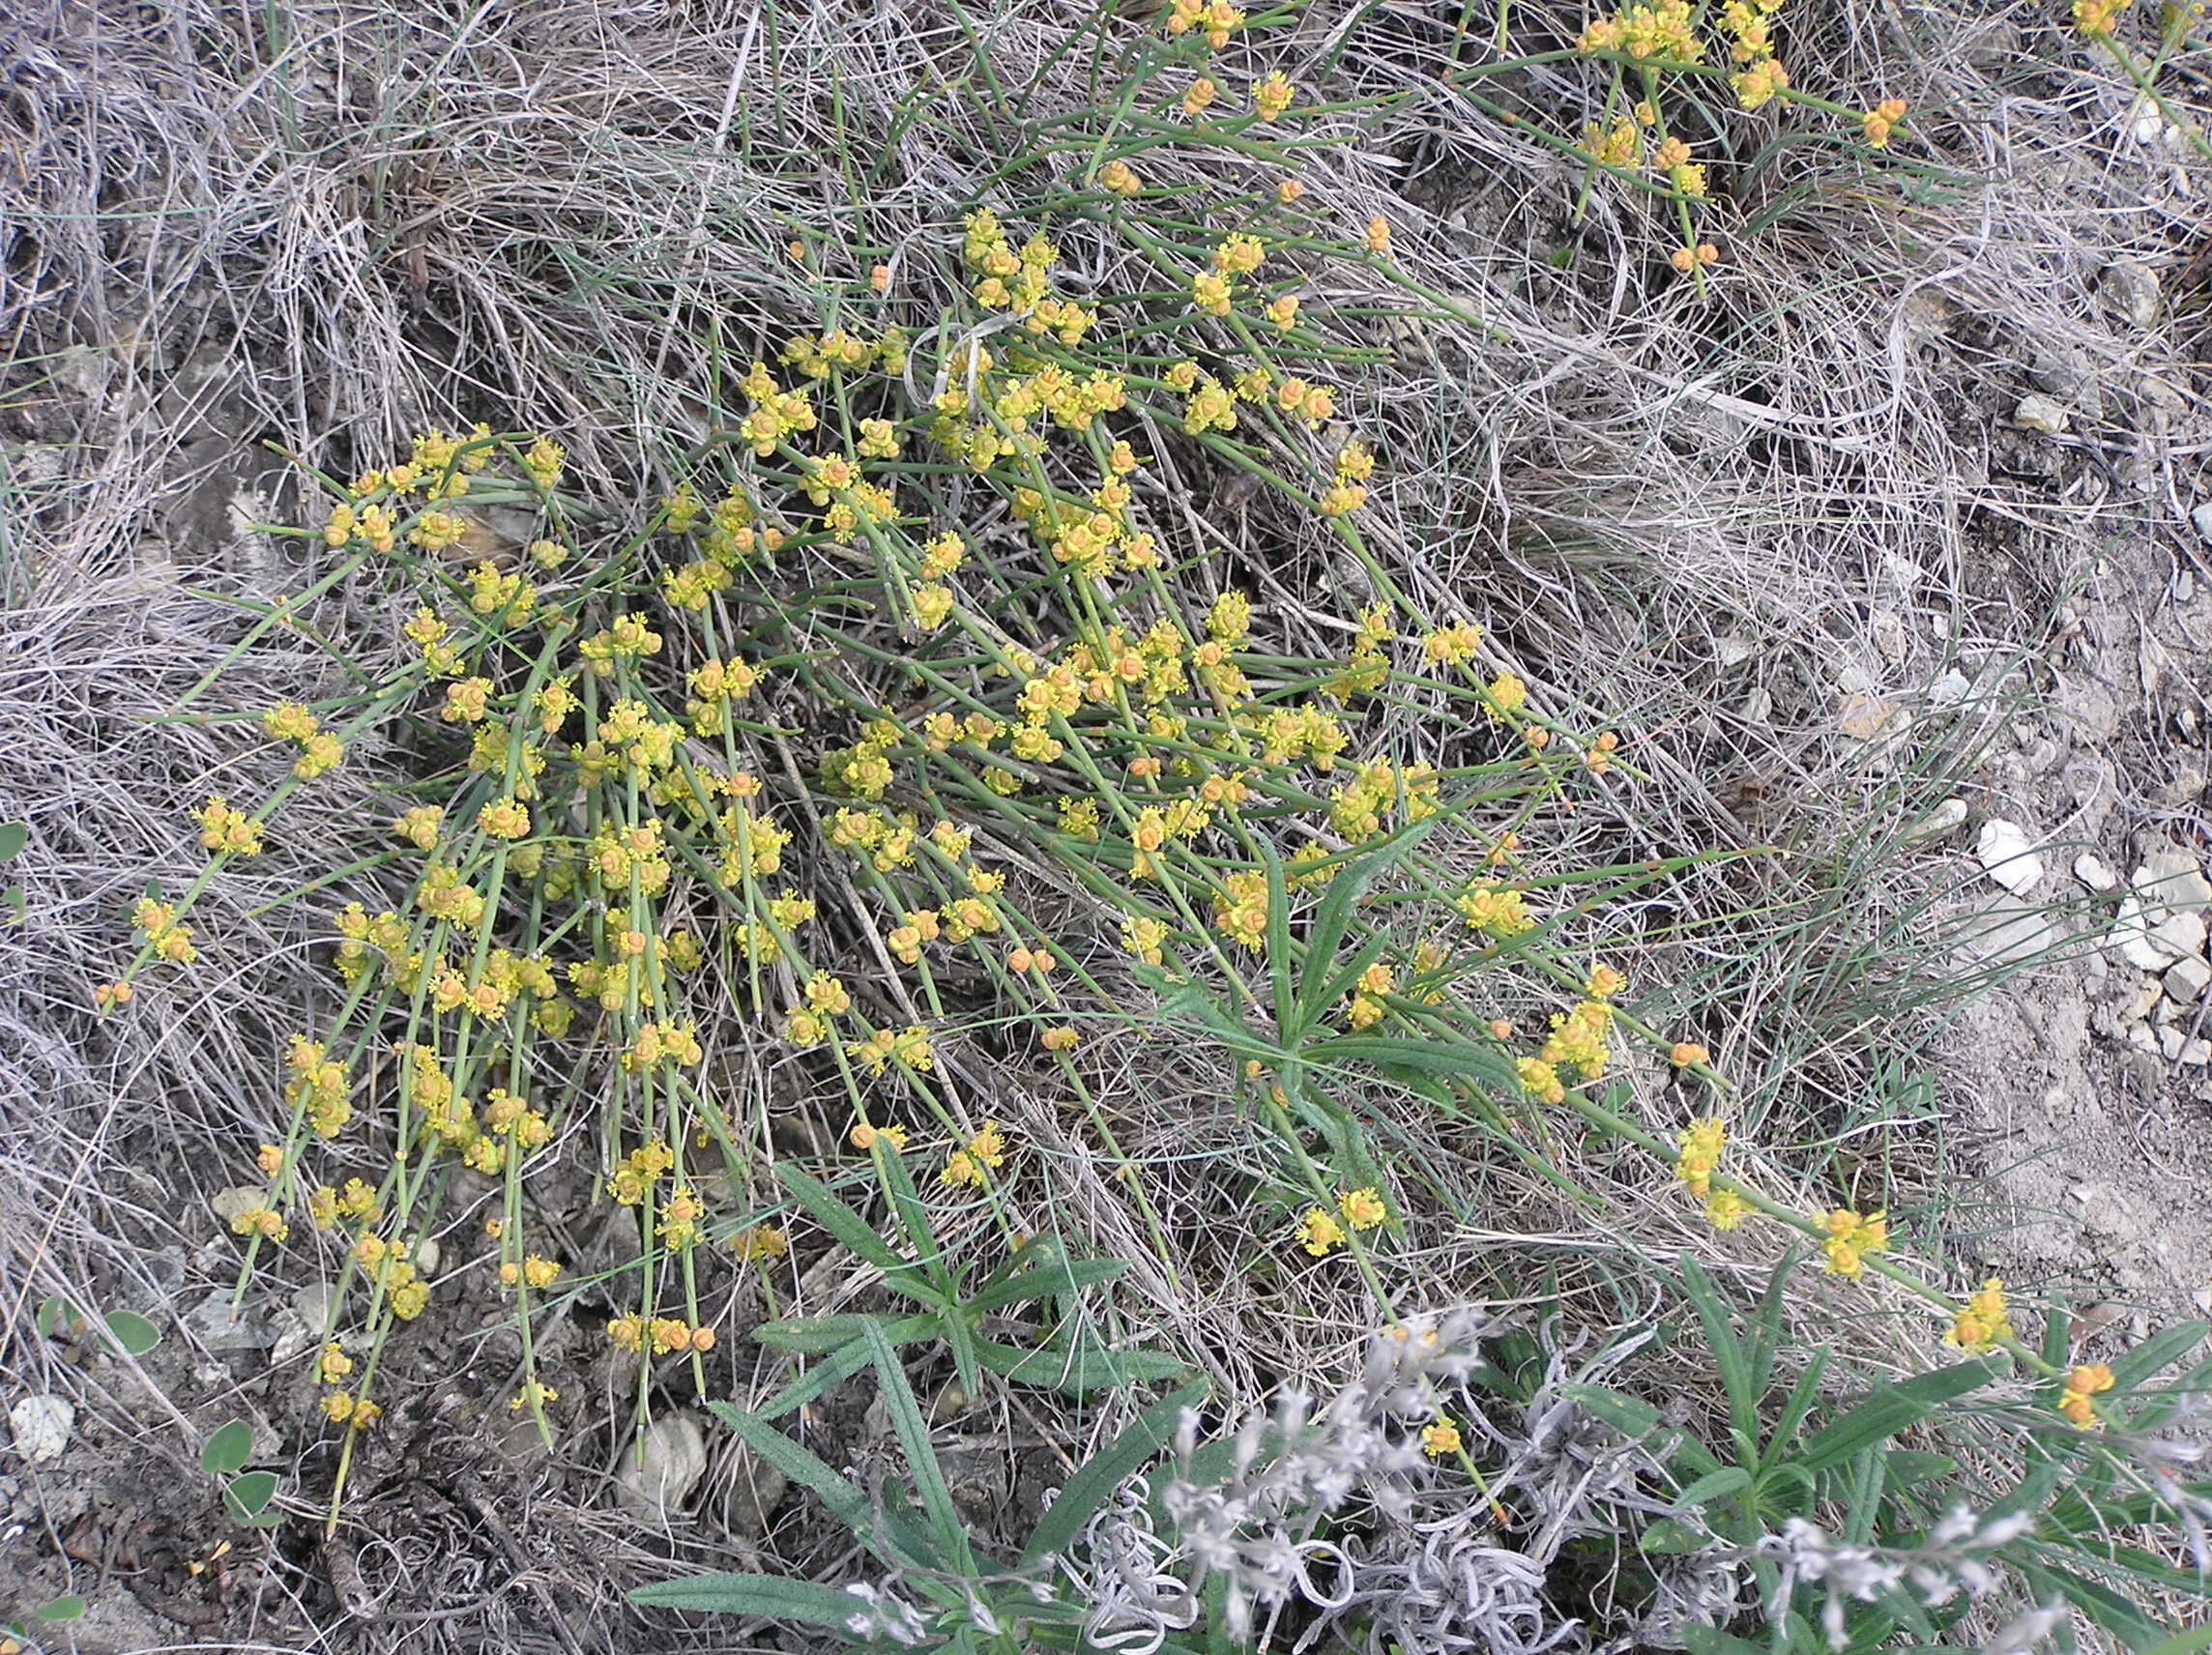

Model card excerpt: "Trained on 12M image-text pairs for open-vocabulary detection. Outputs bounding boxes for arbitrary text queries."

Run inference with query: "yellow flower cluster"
[262,702,342,779]
[354,1232,430,1320]
[497,1253,562,1291]
[845,1023,935,1076]
[1345,961,1394,1031]
[961,210,1096,345]
[1718,0,1788,104]
[1211,868,1270,947]
[131,897,195,964]
[1584,119,1642,167]
[1820,1208,1887,1277]
[1454,883,1535,938]
[1862,98,1907,148]
[481,1087,551,1151]
[1515,1057,1564,1105]
[1579,0,1701,61]
[577,612,662,675]
[194,796,263,857]
[478,796,530,840]
[1318,439,1370,517]
[1538,998,1614,1080]
[1295,1186,1389,1256]
[1674,1118,1726,1198]
[733,1224,790,1261]
[321,1392,382,1430]
[941,1120,1009,1188]
[1944,1277,2012,1353]
[284,1034,352,1137]
[1423,621,1481,669]
[1331,758,1438,841]
[2074,0,2132,34]
[393,804,442,849]
[307,1176,380,1231]
[1164,0,1244,49]
[2057,1362,2115,1426]
[1653,136,1706,199]
[607,1138,677,1205]
[229,1204,287,1241]
[623,1018,704,1072]
[1705,1190,1751,1230]
[415,861,487,931]
[658,1183,707,1248]
[607,1314,714,1355]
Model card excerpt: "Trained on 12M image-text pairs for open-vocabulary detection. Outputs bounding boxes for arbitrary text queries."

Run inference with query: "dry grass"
[3,0,2209,1648]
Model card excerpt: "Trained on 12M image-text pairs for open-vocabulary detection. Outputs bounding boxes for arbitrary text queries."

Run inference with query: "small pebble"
[2165,955,2212,1003]
[2075,853,2120,893]
[9,1395,73,1464]
[1976,819,2043,894]
[1906,797,1968,842]
[2014,393,2071,434]
[210,1185,265,1227]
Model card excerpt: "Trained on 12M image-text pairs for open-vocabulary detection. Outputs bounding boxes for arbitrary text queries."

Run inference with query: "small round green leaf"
[105,1310,161,1355]
[32,1595,88,1621]
[0,821,28,861]
[202,1418,253,1475]
[223,1470,278,1521]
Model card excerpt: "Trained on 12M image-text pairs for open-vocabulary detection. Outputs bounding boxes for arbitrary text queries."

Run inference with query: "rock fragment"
[2109,847,2212,970]
[1976,820,2043,894]
[2166,955,2212,1004]
[615,1409,710,1516]
[9,1395,73,1464]
[182,1288,271,1353]
[2102,259,2162,328]
[2074,853,2120,893]
[1906,798,1967,842]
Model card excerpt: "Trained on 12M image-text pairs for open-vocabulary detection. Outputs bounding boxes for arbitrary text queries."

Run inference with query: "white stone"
[270,1282,335,1367]
[209,1185,265,1227]
[9,1395,73,1464]
[2111,895,2206,970]
[1976,820,2043,894]
[615,1410,710,1516]
[2134,846,2212,912]
[2157,1026,2212,1065]
[2166,955,2212,1003]
[1906,797,1967,842]
[2191,501,2212,548]
[181,1288,271,1352]
[2075,853,2120,893]
[2110,853,2212,968]
[1929,669,1973,708]
[1956,906,2067,969]
[2104,259,2163,328]
[2015,393,2071,434]
[406,1235,442,1278]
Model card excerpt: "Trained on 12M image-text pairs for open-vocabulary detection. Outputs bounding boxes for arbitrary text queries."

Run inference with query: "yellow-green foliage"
[106,0,2080,1519]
